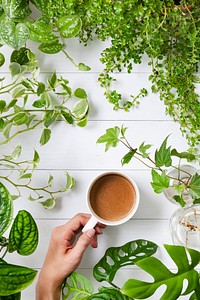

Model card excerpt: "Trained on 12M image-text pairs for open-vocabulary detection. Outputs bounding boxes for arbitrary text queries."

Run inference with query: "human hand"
[36,213,105,300]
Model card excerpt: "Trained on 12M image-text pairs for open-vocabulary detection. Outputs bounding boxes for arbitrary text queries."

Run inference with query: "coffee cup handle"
[82,216,99,233]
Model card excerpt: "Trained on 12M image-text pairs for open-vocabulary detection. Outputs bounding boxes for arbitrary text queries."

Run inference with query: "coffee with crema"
[89,174,135,221]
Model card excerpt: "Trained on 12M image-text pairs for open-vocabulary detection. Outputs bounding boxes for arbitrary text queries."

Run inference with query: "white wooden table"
[1,39,195,299]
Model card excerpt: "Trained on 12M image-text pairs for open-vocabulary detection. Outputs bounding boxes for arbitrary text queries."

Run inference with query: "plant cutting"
[62,239,200,299]
[0,182,39,299]
[97,125,200,208]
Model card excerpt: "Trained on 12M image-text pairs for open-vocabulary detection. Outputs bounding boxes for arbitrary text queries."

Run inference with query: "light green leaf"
[3,123,12,139]
[121,245,200,300]
[32,99,46,108]
[66,172,75,190]
[0,263,37,296]
[43,110,57,128]
[155,136,172,167]
[12,86,25,98]
[58,15,82,38]
[9,62,21,77]
[19,173,32,180]
[33,150,40,164]
[1,20,29,49]
[28,22,58,43]
[78,63,91,71]
[12,112,29,125]
[38,40,63,54]
[2,0,31,19]
[40,128,51,145]
[72,99,88,119]
[97,127,120,152]
[139,142,152,158]
[74,88,87,99]
[151,169,170,193]
[94,240,158,283]
[40,198,55,209]
[77,116,88,127]
[12,144,22,160]
[8,210,39,255]
[48,174,53,187]
[171,149,196,161]
[0,182,13,237]
[120,125,128,138]
[121,150,136,166]
[62,272,93,300]
[189,173,200,199]
[36,82,45,96]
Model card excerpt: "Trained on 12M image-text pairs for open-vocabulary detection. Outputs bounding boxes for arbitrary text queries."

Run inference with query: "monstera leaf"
[121,245,200,300]
[93,240,158,283]
[62,272,94,300]
[0,182,13,237]
[88,287,129,300]
[8,210,39,255]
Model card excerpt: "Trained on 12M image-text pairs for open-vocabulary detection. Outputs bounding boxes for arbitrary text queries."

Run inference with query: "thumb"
[73,229,96,257]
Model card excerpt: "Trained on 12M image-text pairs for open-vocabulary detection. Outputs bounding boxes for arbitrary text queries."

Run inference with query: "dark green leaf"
[40,128,51,145]
[62,272,93,300]
[2,0,31,19]
[0,53,5,67]
[58,15,82,38]
[121,245,200,300]
[151,169,170,193]
[10,48,31,65]
[8,210,39,255]
[0,118,5,130]
[121,150,136,166]
[93,240,158,283]
[48,72,57,89]
[0,263,37,296]
[88,287,128,300]
[36,82,46,96]
[0,100,6,113]
[0,292,21,300]
[61,111,74,124]
[171,149,196,161]
[173,195,186,207]
[32,99,46,108]
[97,127,120,152]
[155,136,172,167]
[189,173,200,199]
[0,182,13,237]
[12,112,29,125]
[43,110,57,127]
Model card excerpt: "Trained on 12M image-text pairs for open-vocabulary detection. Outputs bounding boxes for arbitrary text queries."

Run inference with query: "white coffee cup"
[82,172,140,232]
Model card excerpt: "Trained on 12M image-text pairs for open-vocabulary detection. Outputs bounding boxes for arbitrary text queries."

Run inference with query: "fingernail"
[86,229,95,238]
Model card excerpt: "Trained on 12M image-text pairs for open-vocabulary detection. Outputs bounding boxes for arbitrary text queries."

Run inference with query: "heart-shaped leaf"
[93,240,158,283]
[2,0,31,19]
[72,98,88,119]
[121,245,200,299]
[0,21,29,49]
[8,210,39,255]
[58,15,82,38]
[0,263,37,296]
[0,182,13,237]
[62,272,93,299]
[38,40,63,54]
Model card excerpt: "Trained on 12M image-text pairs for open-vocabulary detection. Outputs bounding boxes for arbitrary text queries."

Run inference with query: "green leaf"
[30,0,48,12]
[33,150,40,164]
[0,100,6,113]
[43,110,57,127]
[61,110,74,124]
[2,0,31,19]
[39,198,55,209]
[0,182,13,237]
[0,263,37,296]
[32,99,46,108]
[120,125,128,138]
[139,142,152,158]
[189,173,200,199]
[151,169,170,193]
[36,82,45,96]
[3,123,12,139]
[12,112,29,125]
[93,240,158,283]
[28,21,57,44]
[72,99,88,119]
[0,292,21,300]
[78,63,91,71]
[121,150,136,166]
[12,145,22,160]
[171,149,196,161]
[57,15,82,38]
[8,210,39,255]
[77,116,88,127]
[12,86,25,98]
[0,118,5,131]
[66,172,75,190]
[0,53,5,67]
[9,63,21,77]
[88,287,128,300]
[10,47,31,65]
[62,272,93,300]
[38,40,63,54]
[97,127,120,152]
[48,174,53,187]
[19,173,32,180]
[74,88,87,99]
[48,72,57,89]
[40,128,51,145]
[155,136,172,167]
[173,195,186,207]
[121,245,200,300]
[0,20,29,49]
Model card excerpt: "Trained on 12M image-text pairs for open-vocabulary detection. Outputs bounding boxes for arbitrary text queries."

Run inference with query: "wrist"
[36,273,61,300]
